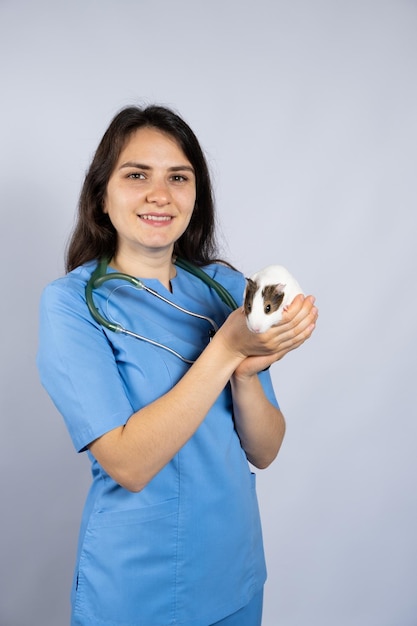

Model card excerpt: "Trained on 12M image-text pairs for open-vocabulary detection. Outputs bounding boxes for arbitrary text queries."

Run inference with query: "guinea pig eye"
[264,304,271,314]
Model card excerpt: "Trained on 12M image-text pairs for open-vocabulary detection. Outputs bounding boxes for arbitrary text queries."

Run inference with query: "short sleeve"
[37,279,134,452]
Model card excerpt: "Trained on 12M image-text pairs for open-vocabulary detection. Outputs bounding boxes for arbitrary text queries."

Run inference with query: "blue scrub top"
[37,261,279,626]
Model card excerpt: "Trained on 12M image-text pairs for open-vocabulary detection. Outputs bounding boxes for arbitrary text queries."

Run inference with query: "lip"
[138,213,174,226]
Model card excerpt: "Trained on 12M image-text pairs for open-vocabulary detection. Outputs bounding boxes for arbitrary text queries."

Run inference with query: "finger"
[282,293,306,318]
[271,305,317,351]
[281,295,317,328]
[288,294,315,316]
[276,315,317,355]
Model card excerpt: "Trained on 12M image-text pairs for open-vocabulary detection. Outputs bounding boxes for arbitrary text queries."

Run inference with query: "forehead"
[118,126,190,164]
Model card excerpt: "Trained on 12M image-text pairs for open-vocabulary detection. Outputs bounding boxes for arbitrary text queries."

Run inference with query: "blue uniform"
[37,261,279,626]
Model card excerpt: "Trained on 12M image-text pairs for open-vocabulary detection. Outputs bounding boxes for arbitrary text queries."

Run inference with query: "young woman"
[37,105,317,626]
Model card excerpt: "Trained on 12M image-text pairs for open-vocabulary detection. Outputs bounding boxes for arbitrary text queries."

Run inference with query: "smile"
[139,214,172,222]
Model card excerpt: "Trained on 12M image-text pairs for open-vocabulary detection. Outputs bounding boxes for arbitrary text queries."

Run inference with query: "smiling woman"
[65,105,219,274]
[37,104,317,626]
[103,127,197,282]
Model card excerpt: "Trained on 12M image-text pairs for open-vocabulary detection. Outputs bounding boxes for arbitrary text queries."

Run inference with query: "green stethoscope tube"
[85,257,239,363]
[173,257,239,310]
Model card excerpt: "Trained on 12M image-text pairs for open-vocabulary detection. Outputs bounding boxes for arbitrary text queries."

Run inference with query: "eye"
[264,304,271,314]
[127,172,146,180]
[170,174,188,183]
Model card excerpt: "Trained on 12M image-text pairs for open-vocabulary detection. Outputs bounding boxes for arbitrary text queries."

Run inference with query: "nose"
[247,321,261,333]
[146,177,171,206]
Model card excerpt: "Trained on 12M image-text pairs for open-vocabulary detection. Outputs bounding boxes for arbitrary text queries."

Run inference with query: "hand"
[233,294,318,379]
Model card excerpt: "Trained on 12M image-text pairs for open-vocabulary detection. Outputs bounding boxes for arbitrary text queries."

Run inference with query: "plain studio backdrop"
[1,1,416,625]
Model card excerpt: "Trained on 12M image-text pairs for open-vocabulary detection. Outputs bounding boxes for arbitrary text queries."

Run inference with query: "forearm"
[89,297,315,489]
[230,373,286,469]
[90,331,245,491]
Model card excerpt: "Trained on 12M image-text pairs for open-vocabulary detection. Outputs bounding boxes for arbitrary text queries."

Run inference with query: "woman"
[37,105,317,626]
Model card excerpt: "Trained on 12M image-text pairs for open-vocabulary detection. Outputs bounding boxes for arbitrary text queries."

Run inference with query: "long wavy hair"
[65,105,221,272]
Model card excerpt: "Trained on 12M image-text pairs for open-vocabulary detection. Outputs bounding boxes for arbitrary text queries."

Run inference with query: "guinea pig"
[243,265,304,333]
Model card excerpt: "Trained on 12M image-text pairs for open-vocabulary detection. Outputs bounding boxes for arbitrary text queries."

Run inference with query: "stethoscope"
[85,257,239,364]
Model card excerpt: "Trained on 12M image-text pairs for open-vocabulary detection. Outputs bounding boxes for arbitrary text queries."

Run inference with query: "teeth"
[141,215,171,221]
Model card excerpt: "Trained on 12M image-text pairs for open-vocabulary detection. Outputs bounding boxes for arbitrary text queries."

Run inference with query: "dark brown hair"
[65,105,220,272]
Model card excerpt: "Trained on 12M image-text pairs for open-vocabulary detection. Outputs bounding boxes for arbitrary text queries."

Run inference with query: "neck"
[109,250,176,289]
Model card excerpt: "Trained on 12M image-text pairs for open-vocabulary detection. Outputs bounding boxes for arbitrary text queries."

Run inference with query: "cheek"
[185,190,197,215]
[183,190,197,222]
[180,194,196,226]
[102,188,129,220]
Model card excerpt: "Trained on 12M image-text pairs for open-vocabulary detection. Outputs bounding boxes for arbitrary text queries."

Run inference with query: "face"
[104,126,196,261]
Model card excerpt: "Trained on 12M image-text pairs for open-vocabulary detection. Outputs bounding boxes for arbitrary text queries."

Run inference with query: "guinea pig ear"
[243,278,257,314]
[244,278,257,298]
[245,277,256,288]
[275,282,286,295]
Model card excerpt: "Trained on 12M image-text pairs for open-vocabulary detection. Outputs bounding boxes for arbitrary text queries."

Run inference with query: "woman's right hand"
[217,295,318,375]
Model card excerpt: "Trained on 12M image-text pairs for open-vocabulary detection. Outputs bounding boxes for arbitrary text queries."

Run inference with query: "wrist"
[211,325,246,363]
[231,368,258,386]
[202,331,246,376]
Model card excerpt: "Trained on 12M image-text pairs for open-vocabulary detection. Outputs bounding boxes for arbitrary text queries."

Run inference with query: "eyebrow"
[119,161,195,173]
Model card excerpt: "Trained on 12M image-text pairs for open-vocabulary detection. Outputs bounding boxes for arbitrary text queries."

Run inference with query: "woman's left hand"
[233,294,318,380]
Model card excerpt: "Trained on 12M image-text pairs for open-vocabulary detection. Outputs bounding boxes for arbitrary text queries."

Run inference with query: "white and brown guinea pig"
[243,265,304,333]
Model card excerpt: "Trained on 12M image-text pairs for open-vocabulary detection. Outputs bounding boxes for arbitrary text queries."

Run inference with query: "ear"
[243,278,257,314]
[244,278,257,298]
[275,282,286,295]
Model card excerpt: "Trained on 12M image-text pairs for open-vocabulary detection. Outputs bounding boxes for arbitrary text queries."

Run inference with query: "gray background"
[1,1,416,625]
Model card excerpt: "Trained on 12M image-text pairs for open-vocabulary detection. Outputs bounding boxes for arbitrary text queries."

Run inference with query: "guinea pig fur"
[243,265,304,333]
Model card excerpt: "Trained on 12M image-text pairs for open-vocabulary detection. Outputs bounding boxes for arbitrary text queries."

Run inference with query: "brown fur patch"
[243,278,258,315]
[262,284,285,315]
